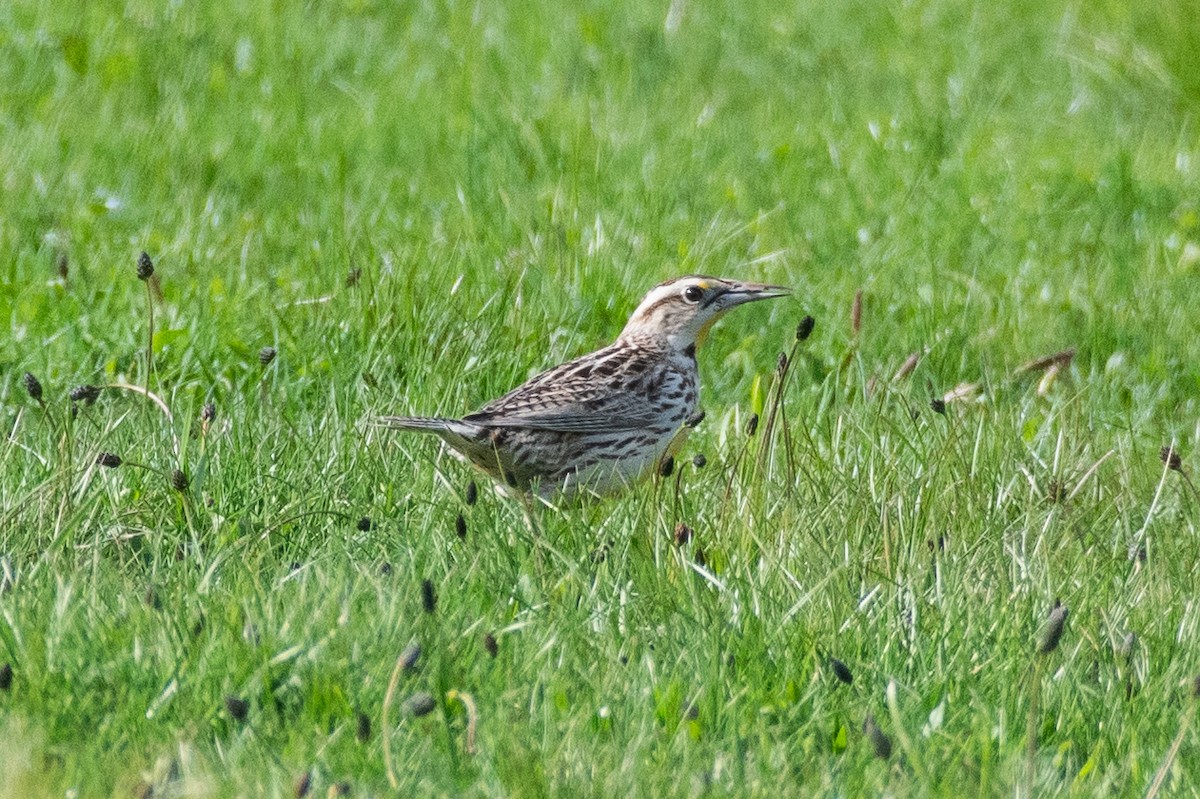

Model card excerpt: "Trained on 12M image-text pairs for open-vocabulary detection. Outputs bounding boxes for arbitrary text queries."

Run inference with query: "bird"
[375,275,791,498]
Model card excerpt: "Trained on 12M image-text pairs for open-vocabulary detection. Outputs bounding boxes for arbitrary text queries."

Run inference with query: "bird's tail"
[373,415,461,433]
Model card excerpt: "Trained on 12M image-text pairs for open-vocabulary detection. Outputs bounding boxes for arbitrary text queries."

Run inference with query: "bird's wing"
[464,346,669,433]
[464,405,662,433]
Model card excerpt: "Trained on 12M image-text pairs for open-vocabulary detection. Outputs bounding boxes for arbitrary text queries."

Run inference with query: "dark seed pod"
[930,398,946,414]
[136,251,155,281]
[421,579,436,614]
[96,452,123,468]
[692,453,706,469]
[1038,603,1069,655]
[776,352,788,374]
[22,372,43,402]
[294,771,312,798]
[69,384,101,405]
[590,541,610,563]
[673,522,693,546]
[362,371,378,389]
[0,663,12,691]
[201,402,216,423]
[829,658,854,685]
[455,513,467,540]
[224,695,249,722]
[684,409,705,429]
[379,562,393,577]
[465,480,478,506]
[259,346,277,366]
[356,711,371,742]
[796,315,815,341]
[170,469,189,492]
[400,643,421,671]
[744,413,759,437]
[863,714,892,759]
[356,517,372,532]
[484,633,498,658]
[332,782,351,796]
[56,251,69,280]
[407,691,437,717]
[345,268,362,288]
[1161,446,1183,471]
[658,455,675,478]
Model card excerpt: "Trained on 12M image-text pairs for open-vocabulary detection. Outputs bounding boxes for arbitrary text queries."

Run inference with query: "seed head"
[658,455,675,478]
[69,384,101,405]
[201,402,216,424]
[356,711,371,742]
[406,691,437,718]
[893,352,920,382]
[1038,603,1069,655]
[332,781,351,796]
[851,291,863,336]
[796,315,815,341]
[96,452,123,468]
[379,562,393,577]
[259,346,277,366]
[692,453,707,469]
[56,251,69,280]
[455,513,467,540]
[1161,446,1183,472]
[136,251,155,281]
[863,714,892,759]
[224,695,249,722]
[744,413,759,437]
[346,268,362,288]
[929,398,946,414]
[421,579,436,614]
[465,480,478,506]
[294,771,312,798]
[22,372,43,402]
[0,663,11,691]
[400,643,421,671]
[170,468,189,492]
[776,352,788,374]
[673,522,693,546]
[590,542,610,563]
[356,517,372,532]
[484,633,498,658]
[829,658,854,685]
[362,371,378,389]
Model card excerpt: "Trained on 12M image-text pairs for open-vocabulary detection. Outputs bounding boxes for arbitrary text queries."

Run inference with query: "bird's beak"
[716,281,792,309]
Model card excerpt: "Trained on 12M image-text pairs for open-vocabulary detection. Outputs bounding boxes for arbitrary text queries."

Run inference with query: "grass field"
[3,0,1200,795]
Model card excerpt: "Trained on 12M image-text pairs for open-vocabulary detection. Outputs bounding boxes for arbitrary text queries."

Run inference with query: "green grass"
[3,0,1200,795]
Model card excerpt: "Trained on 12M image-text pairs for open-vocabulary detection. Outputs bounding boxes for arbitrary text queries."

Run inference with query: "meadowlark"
[375,275,790,497]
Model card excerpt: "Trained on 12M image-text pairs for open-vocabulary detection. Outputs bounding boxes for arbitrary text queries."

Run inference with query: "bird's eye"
[682,286,704,303]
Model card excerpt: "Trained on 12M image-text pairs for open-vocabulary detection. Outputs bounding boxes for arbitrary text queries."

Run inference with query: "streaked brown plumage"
[375,275,790,497]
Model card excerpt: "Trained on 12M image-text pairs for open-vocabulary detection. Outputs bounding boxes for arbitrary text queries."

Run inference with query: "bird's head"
[619,275,791,353]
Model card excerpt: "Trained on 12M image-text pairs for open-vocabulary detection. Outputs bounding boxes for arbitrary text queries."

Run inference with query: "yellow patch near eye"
[696,281,711,290]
